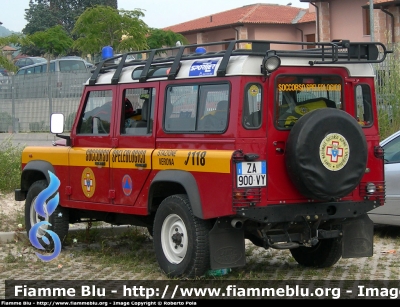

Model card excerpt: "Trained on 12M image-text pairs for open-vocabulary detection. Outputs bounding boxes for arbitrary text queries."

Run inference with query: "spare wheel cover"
[285,108,367,200]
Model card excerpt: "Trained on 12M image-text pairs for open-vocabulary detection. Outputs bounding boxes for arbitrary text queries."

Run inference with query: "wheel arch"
[21,160,55,193]
[150,170,203,219]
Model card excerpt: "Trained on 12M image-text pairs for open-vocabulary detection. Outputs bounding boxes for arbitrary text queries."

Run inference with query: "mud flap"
[209,218,246,270]
[341,213,373,258]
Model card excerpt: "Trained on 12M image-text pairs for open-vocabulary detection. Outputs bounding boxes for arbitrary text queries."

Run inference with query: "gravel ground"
[1,192,400,300]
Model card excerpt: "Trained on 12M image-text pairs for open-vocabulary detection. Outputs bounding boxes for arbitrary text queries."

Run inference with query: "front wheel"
[290,238,342,268]
[153,194,211,278]
[25,180,69,250]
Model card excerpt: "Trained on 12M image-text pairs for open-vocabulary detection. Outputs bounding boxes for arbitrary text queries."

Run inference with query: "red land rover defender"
[15,39,390,278]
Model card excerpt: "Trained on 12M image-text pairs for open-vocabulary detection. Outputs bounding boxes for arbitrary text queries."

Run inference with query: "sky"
[1,0,309,33]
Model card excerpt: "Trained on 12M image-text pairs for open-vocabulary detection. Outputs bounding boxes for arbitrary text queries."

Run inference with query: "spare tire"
[285,108,367,201]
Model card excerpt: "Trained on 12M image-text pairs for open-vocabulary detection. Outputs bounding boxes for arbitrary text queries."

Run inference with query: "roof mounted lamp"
[195,47,206,54]
[261,51,281,76]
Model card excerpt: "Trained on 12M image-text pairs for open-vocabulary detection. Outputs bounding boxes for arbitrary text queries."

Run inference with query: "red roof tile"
[2,45,17,51]
[373,0,393,3]
[164,3,315,33]
[309,0,392,3]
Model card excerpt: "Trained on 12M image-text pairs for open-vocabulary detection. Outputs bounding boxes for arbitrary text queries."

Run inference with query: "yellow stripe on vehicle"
[111,148,152,169]
[22,147,234,174]
[153,149,234,173]
[69,148,111,167]
[22,146,70,165]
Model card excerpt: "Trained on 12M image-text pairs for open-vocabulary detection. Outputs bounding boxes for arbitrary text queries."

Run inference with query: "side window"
[164,85,197,132]
[164,83,229,133]
[243,84,262,129]
[383,136,400,163]
[275,75,342,128]
[26,67,35,74]
[77,90,113,135]
[18,59,26,67]
[355,84,373,127]
[121,87,156,135]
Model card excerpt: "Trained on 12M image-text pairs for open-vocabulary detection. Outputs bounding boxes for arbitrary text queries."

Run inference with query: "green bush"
[0,112,12,133]
[0,136,24,193]
[376,43,400,140]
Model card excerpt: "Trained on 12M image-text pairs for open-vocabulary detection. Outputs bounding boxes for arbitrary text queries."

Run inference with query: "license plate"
[236,161,267,187]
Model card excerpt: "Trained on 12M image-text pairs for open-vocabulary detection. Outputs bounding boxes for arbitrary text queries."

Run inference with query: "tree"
[147,28,188,50]
[0,35,31,73]
[23,0,118,36]
[28,25,73,66]
[23,0,59,35]
[72,5,149,55]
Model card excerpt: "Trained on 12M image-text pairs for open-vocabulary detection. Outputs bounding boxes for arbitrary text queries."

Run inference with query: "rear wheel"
[25,180,69,250]
[153,194,211,278]
[290,238,342,268]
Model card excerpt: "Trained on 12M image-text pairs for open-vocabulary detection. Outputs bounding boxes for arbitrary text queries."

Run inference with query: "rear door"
[266,67,345,201]
[111,84,158,208]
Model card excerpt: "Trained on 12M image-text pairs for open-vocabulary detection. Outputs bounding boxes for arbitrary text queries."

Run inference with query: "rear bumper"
[236,200,379,224]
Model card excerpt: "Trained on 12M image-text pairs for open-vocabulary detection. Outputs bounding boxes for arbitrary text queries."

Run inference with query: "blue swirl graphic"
[28,171,62,262]
[29,221,62,261]
[35,171,60,217]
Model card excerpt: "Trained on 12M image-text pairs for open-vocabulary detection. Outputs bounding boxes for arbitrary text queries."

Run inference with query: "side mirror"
[50,113,71,146]
[50,113,64,134]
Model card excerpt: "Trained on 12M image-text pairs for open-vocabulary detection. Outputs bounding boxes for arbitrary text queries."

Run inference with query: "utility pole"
[370,0,374,41]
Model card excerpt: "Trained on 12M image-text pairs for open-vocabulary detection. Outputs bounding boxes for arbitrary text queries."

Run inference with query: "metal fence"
[0,72,91,133]
[0,59,395,134]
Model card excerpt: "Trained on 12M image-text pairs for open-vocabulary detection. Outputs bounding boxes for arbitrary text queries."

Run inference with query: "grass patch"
[0,136,24,193]
[65,226,159,274]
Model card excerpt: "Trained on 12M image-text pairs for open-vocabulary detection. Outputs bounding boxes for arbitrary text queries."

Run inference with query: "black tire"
[285,108,367,200]
[153,194,211,278]
[25,180,69,251]
[290,238,342,268]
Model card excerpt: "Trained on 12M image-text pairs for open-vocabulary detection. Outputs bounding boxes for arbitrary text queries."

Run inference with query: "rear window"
[275,75,342,128]
[59,60,87,72]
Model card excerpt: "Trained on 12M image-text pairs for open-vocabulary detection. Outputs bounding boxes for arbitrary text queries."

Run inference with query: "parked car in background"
[0,67,10,93]
[61,56,95,69]
[15,58,89,98]
[368,130,400,226]
[0,68,9,76]
[14,56,47,68]
[16,58,88,75]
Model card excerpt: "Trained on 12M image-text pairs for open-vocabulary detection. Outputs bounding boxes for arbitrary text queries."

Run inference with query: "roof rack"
[89,39,392,85]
